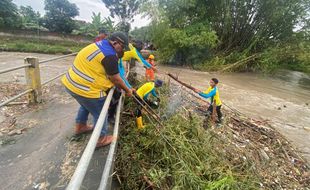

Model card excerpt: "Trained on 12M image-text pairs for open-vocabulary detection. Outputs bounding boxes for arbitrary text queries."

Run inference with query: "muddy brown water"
[155,65,310,162]
[0,52,309,188]
[1,51,309,161]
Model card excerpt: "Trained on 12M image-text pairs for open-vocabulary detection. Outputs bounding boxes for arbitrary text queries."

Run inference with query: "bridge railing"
[0,52,77,107]
[0,52,131,190]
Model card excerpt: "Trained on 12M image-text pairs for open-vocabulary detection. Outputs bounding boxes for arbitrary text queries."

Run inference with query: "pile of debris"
[0,82,67,139]
[114,79,309,189]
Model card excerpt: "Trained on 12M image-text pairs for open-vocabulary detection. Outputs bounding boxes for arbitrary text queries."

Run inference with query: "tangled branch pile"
[114,81,310,189]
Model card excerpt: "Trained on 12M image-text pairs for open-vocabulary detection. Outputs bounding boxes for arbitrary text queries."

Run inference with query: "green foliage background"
[134,0,310,73]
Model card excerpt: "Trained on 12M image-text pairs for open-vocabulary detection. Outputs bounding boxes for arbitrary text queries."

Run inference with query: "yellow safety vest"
[62,40,116,98]
[203,86,222,106]
[137,82,155,98]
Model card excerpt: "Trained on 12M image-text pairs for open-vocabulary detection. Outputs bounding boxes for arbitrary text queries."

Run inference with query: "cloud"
[70,0,110,22]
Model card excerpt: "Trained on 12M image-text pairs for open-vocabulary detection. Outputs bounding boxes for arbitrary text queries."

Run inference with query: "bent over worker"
[62,32,133,148]
[135,80,163,129]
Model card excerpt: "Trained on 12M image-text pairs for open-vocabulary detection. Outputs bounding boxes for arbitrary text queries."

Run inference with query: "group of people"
[62,30,222,148]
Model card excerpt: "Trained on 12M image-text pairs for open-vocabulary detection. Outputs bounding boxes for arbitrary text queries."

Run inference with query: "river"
[1,51,309,162]
[156,65,310,162]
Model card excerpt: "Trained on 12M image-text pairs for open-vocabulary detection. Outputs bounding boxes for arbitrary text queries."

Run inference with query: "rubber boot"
[75,123,93,135]
[136,116,145,129]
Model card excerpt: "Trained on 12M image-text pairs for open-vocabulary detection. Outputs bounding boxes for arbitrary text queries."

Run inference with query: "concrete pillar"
[24,57,42,104]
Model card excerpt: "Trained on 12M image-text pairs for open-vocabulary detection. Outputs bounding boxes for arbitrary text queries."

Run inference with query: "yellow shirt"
[201,86,222,106]
[137,82,155,99]
[122,44,152,68]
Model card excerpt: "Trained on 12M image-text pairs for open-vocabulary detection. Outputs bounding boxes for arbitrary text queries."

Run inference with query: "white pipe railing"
[39,52,77,64]
[66,87,115,190]
[0,88,33,107]
[98,92,124,190]
[0,53,77,107]
[0,64,31,74]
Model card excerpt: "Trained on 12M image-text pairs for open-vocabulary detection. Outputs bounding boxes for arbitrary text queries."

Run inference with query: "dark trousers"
[108,88,122,119]
[207,105,222,122]
[135,95,145,117]
[66,88,108,136]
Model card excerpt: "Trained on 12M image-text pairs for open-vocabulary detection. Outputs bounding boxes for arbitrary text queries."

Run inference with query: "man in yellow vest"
[62,32,133,148]
[194,78,223,123]
[135,80,163,129]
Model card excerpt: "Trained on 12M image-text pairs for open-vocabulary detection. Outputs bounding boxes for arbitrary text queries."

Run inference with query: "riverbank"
[115,74,310,189]
[0,36,88,54]
[155,65,310,162]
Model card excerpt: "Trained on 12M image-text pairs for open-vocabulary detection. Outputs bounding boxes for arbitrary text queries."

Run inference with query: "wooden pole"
[167,73,198,91]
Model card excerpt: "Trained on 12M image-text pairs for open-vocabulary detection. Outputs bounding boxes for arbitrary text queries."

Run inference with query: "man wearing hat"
[135,79,163,129]
[62,32,133,148]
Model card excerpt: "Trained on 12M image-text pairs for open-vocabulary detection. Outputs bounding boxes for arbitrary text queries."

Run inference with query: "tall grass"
[115,82,258,189]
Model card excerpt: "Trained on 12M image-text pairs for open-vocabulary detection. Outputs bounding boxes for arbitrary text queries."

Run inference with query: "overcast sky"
[12,0,150,29]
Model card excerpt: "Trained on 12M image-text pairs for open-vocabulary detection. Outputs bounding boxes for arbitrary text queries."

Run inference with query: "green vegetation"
[19,6,42,30]
[72,13,115,37]
[0,0,21,28]
[42,0,79,33]
[138,0,310,73]
[115,80,310,189]
[101,0,145,33]
[0,0,80,33]
[130,26,152,42]
[116,83,258,189]
[0,0,118,37]
[0,36,87,54]
[116,113,258,189]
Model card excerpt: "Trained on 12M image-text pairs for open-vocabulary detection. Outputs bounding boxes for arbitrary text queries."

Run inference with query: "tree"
[19,6,41,29]
[130,26,152,41]
[73,12,115,37]
[88,12,115,34]
[0,0,21,28]
[43,0,79,33]
[101,0,145,34]
[152,0,309,53]
[144,0,309,68]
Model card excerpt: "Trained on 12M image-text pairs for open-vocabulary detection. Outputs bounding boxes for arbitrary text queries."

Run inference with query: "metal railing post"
[24,57,42,104]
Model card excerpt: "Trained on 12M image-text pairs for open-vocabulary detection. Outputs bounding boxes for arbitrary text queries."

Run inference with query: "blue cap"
[155,79,163,87]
